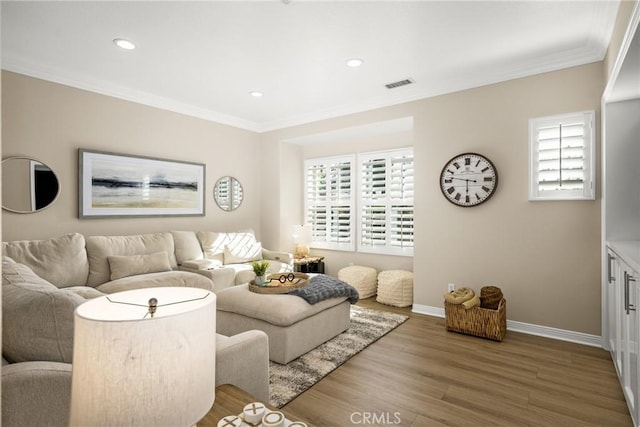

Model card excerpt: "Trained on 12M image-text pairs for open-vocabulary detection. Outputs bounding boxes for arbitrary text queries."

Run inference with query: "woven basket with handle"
[444,298,507,341]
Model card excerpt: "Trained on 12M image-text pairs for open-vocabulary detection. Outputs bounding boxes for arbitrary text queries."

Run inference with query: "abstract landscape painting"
[79,149,205,218]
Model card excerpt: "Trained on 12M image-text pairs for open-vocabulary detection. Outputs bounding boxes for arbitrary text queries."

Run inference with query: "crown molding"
[3,43,608,134]
[255,48,607,132]
[1,56,262,133]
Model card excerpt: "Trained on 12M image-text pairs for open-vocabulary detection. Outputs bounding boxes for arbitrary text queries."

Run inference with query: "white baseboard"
[411,304,603,348]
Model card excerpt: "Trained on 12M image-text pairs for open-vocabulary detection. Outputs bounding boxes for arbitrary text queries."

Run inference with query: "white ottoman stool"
[338,265,377,299]
[376,270,414,307]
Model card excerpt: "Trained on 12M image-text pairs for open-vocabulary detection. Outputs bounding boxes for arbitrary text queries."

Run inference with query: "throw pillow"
[107,251,172,281]
[224,241,263,264]
[2,233,89,288]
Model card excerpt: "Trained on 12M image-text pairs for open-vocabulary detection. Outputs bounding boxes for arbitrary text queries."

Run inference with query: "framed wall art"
[79,149,205,218]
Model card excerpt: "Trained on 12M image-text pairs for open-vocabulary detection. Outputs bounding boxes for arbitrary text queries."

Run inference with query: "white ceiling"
[1,1,621,133]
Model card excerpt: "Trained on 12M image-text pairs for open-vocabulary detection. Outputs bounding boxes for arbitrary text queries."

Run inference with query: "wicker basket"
[444,298,506,341]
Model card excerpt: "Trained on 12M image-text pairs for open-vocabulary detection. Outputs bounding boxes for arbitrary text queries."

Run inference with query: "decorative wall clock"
[439,152,498,207]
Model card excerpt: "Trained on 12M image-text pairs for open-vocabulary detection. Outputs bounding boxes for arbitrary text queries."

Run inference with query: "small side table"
[198,384,300,425]
[294,256,325,274]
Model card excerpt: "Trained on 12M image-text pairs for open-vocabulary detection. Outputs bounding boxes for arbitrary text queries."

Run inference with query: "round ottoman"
[338,265,377,299]
[376,270,414,307]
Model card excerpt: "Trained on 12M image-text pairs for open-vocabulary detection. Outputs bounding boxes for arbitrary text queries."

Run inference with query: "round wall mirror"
[214,176,243,211]
[2,157,60,213]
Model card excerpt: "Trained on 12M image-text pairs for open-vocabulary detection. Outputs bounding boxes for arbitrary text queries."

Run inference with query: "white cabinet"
[602,6,640,425]
[608,249,622,370]
[608,244,640,426]
[622,265,639,421]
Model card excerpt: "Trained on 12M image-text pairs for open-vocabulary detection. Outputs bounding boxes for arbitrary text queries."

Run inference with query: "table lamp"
[292,224,312,258]
[70,287,216,427]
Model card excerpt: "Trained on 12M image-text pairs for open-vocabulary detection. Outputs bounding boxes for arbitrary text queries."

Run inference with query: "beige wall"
[2,157,32,212]
[1,63,606,335]
[263,62,604,335]
[1,71,263,241]
[417,64,603,335]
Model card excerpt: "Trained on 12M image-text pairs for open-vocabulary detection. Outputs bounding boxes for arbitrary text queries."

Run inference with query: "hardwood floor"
[281,298,633,427]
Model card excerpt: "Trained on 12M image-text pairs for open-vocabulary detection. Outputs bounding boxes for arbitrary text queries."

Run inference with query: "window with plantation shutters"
[358,149,414,256]
[304,156,355,251]
[529,111,595,200]
[304,148,414,256]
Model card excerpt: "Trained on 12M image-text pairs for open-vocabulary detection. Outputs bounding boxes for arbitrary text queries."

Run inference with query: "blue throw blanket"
[289,274,359,305]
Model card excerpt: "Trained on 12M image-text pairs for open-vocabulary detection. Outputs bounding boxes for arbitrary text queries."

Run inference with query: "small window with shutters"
[529,111,595,201]
[304,156,355,251]
[358,149,414,256]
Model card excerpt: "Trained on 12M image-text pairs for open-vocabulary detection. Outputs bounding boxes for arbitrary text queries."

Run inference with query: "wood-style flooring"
[281,298,633,427]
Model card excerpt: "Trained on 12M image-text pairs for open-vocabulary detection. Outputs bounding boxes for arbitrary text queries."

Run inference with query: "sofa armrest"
[2,361,72,427]
[262,249,293,266]
[216,331,270,402]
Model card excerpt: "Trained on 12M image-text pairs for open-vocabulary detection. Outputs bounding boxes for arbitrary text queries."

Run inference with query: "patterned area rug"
[268,305,409,408]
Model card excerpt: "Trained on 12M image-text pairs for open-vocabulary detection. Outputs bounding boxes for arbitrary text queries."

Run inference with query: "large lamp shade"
[70,287,216,427]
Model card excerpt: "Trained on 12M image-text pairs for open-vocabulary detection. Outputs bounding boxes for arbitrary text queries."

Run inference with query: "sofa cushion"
[85,232,178,287]
[170,231,204,264]
[196,232,226,264]
[224,241,262,264]
[197,231,257,264]
[95,270,214,294]
[108,251,172,280]
[2,260,86,363]
[2,233,89,288]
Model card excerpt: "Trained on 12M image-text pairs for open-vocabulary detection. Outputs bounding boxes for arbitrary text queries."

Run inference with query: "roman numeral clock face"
[440,153,498,207]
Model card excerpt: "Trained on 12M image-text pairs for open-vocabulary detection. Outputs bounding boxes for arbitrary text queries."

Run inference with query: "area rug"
[268,305,409,408]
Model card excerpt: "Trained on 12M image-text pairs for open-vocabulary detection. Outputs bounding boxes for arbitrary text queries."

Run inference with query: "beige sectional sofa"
[1,230,289,426]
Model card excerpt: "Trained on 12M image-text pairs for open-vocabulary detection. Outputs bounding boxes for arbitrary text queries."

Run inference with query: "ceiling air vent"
[385,78,415,89]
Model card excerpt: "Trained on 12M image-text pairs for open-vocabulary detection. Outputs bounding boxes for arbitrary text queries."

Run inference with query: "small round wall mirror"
[214,176,243,211]
[2,156,61,213]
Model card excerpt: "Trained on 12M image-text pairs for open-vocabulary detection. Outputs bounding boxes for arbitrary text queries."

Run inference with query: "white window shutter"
[358,149,414,255]
[304,156,355,250]
[529,111,595,200]
[389,153,414,250]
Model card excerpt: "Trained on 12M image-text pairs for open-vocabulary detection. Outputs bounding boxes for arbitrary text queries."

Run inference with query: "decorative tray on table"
[216,404,308,426]
[248,272,309,294]
[232,414,300,427]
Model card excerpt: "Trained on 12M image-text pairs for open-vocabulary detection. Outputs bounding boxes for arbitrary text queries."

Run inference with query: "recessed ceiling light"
[346,58,363,68]
[113,38,136,50]
[250,91,263,98]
